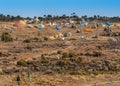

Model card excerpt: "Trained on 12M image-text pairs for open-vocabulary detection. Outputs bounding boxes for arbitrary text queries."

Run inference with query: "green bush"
[1,32,13,42]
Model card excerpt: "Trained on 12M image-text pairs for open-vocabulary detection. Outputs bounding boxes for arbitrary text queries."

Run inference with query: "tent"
[38,21,43,25]
[52,22,57,26]
[44,23,49,27]
[80,36,86,41]
[86,19,91,22]
[84,29,94,32]
[76,30,81,33]
[13,23,21,27]
[10,29,14,33]
[80,23,85,27]
[33,18,39,23]
[48,22,52,26]
[99,22,107,28]
[18,20,26,25]
[39,25,44,30]
[68,19,74,24]
[13,20,26,27]
[105,22,115,27]
[56,25,61,30]
[82,19,86,23]
[26,24,34,28]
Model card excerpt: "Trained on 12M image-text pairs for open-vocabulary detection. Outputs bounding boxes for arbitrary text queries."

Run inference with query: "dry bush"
[1,32,13,42]
[17,59,27,66]
[23,39,31,43]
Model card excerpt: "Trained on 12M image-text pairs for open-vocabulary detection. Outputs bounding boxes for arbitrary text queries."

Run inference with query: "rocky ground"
[0,22,120,86]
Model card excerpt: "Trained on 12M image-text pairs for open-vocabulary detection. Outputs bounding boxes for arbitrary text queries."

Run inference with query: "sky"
[0,0,120,17]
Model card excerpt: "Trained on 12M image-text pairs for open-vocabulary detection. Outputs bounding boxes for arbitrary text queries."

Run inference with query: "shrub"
[69,53,75,58]
[69,38,76,40]
[79,53,84,56]
[69,71,81,75]
[56,60,72,67]
[57,50,62,54]
[17,59,27,66]
[89,70,105,75]
[0,52,3,57]
[44,37,49,41]
[41,59,49,64]
[1,32,13,42]
[33,37,39,41]
[23,39,31,43]
[92,51,102,57]
[77,57,82,63]
[85,52,92,56]
[56,70,69,74]
[45,70,54,74]
[62,52,68,59]
[25,45,32,51]
[27,61,40,67]
[40,55,49,64]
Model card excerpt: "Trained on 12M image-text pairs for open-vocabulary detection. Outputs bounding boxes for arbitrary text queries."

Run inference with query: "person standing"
[17,75,21,85]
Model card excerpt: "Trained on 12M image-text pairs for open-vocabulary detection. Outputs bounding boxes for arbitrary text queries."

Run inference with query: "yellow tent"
[18,20,26,25]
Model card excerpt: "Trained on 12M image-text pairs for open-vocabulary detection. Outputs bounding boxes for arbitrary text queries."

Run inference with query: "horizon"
[0,0,120,18]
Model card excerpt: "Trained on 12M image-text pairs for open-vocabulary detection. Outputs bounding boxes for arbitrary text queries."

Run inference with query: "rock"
[112,49,120,53]
[64,32,72,37]
[76,30,81,33]
[80,36,86,41]
[108,37,117,45]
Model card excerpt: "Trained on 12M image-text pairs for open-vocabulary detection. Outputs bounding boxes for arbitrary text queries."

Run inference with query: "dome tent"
[56,25,61,30]
[38,21,45,30]
[105,22,115,27]
[13,20,26,27]
[80,23,85,27]
[18,20,26,25]
[39,24,45,30]
[38,21,43,25]
[81,19,86,23]
[68,19,74,24]
[84,29,94,32]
